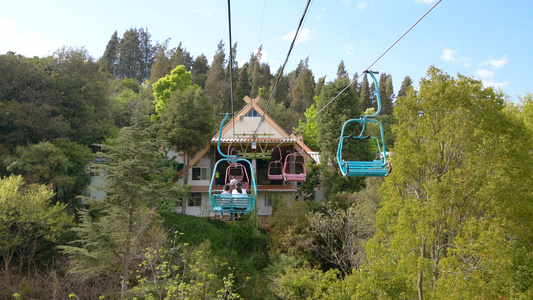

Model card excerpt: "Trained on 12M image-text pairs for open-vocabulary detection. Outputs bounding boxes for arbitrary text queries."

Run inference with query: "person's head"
[224,184,230,192]
[232,175,235,179]
[236,182,242,193]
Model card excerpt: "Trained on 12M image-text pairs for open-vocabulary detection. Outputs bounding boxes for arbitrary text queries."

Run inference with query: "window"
[188,193,202,207]
[264,194,275,207]
[192,167,209,180]
[245,109,261,117]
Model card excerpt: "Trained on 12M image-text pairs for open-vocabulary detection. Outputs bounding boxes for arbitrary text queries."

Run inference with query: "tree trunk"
[418,237,426,300]
[181,154,190,215]
[121,211,133,297]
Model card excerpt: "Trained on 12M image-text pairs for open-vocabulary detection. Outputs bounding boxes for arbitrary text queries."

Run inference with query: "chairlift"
[209,114,257,216]
[225,143,249,190]
[282,134,307,182]
[267,146,284,181]
[336,70,391,177]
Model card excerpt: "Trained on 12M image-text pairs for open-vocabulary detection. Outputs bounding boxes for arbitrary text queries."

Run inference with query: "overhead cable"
[252,0,313,138]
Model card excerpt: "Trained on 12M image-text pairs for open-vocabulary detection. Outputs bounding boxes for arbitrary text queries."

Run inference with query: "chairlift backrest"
[336,71,391,177]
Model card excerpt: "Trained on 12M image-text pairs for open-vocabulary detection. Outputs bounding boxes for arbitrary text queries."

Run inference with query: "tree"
[151,65,192,122]
[0,175,72,278]
[61,107,182,294]
[52,138,94,206]
[378,73,394,115]
[314,76,326,98]
[0,53,66,153]
[99,31,120,77]
[170,42,193,71]
[117,28,141,80]
[191,54,209,88]
[205,40,229,113]
[149,40,172,83]
[46,47,113,146]
[235,62,251,103]
[359,73,372,112]
[290,58,315,116]
[397,75,413,98]
[307,178,381,275]
[365,67,533,299]
[336,60,348,81]
[4,142,73,194]
[160,86,215,214]
[316,77,368,196]
[297,97,319,150]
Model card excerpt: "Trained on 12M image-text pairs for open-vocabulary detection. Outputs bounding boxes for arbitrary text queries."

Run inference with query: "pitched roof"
[188,95,317,168]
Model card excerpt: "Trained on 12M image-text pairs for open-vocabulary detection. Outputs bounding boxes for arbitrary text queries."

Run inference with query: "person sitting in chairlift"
[230,175,239,186]
[232,182,247,196]
[221,184,231,195]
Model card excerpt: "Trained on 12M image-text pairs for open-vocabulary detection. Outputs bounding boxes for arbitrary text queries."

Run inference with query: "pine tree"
[149,40,171,83]
[336,60,348,80]
[316,77,368,196]
[359,73,372,112]
[205,40,229,113]
[117,28,142,81]
[397,75,413,98]
[191,54,209,88]
[170,42,193,71]
[100,31,120,77]
[378,73,394,115]
[290,58,315,115]
[61,107,181,294]
[248,47,262,98]
[235,62,251,103]
[138,27,155,82]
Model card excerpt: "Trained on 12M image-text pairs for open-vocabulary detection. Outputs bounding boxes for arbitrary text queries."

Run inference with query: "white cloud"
[441,48,470,66]
[476,69,494,79]
[253,48,268,63]
[482,79,509,89]
[356,2,369,10]
[193,9,212,16]
[479,55,508,69]
[0,17,63,57]
[441,49,457,62]
[282,28,315,44]
[476,68,508,89]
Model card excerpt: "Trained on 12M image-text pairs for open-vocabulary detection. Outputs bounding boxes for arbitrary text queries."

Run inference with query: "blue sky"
[1,0,530,102]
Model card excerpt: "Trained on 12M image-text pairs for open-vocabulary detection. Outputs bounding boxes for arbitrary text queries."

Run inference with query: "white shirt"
[232,189,247,196]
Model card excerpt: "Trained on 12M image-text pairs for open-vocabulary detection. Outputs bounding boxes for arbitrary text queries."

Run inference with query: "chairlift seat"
[340,160,390,177]
[210,194,255,214]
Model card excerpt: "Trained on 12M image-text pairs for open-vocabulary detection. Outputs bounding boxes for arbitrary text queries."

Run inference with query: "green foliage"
[62,109,183,294]
[160,213,270,299]
[365,66,533,299]
[204,40,230,114]
[152,65,192,122]
[266,253,340,300]
[0,175,73,276]
[160,86,215,156]
[128,238,244,300]
[45,47,114,146]
[0,51,113,153]
[289,58,315,116]
[2,139,92,206]
[307,179,381,275]
[316,77,368,196]
[268,196,312,255]
[296,97,319,150]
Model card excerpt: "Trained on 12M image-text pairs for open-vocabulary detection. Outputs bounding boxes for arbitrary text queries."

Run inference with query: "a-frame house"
[175,95,318,225]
